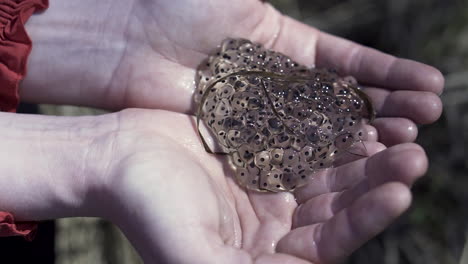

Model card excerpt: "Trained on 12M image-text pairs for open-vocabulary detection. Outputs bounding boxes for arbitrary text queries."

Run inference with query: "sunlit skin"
[2,0,445,263]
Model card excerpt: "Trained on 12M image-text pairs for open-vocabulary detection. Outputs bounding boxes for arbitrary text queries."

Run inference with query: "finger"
[293,191,342,228]
[332,141,378,167]
[294,142,386,202]
[263,17,443,96]
[294,143,426,226]
[315,32,444,94]
[255,253,312,264]
[372,117,418,146]
[259,17,443,123]
[361,124,378,142]
[277,182,411,264]
[365,88,443,124]
[330,124,379,166]
[295,143,427,204]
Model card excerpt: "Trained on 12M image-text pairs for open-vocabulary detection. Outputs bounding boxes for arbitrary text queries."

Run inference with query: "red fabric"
[0,212,37,241]
[0,0,48,240]
[0,0,48,112]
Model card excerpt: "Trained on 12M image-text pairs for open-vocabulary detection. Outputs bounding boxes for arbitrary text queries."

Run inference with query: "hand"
[93,109,427,264]
[23,0,443,147]
[0,105,432,263]
[15,0,444,262]
[23,0,443,127]
[23,0,444,148]
[0,107,427,263]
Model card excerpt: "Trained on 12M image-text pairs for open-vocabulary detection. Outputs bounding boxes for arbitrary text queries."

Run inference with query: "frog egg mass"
[195,38,374,192]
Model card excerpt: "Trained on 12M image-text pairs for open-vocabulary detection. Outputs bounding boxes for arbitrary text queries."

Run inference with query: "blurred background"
[2,0,467,263]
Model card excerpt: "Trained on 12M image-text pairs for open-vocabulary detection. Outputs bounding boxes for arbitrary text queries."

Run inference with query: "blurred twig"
[461,232,468,264]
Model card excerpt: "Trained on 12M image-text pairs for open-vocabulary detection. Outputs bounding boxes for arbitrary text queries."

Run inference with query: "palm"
[111,0,276,113]
[109,110,427,264]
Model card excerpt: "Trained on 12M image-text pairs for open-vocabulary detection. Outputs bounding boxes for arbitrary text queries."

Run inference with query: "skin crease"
[0,0,443,263]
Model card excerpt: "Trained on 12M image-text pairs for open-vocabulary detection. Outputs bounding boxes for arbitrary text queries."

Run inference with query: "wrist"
[21,0,131,110]
[0,112,118,220]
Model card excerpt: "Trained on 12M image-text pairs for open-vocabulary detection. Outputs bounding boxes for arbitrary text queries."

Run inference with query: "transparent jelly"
[195,38,374,192]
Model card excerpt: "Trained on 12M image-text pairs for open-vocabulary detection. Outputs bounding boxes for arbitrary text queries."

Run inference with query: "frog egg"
[254,150,271,168]
[293,106,311,121]
[334,133,357,150]
[309,146,334,168]
[239,124,257,143]
[249,133,266,152]
[278,57,298,75]
[259,126,271,138]
[237,144,254,163]
[300,146,316,162]
[246,160,261,176]
[281,104,295,117]
[255,111,269,127]
[281,172,297,190]
[204,116,217,130]
[209,115,223,131]
[304,125,321,144]
[342,116,362,133]
[222,50,243,64]
[238,42,257,56]
[235,167,260,191]
[246,75,262,86]
[210,56,233,73]
[267,117,284,134]
[309,154,333,170]
[232,152,245,167]
[245,110,259,124]
[226,129,243,148]
[247,96,264,110]
[222,117,244,131]
[282,148,300,167]
[217,130,228,148]
[231,92,251,111]
[287,167,313,190]
[221,38,249,52]
[218,84,235,98]
[290,161,304,174]
[214,98,232,117]
[271,97,285,111]
[268,82,289,99]
[265,54,286,73]
[259,169,285,192]
[285,89,302,105]
[342,76,358,85]
[270,132,291,148]
[331,116,346,134]
[270,148,284,165]
[282,118,302,134]
[250,51,268,67]
[291,136,306,151]
[245,176,261,191]
[196,38,373,193]
[202,95,217,113]
[335,96,354,111]
[232,78,249,91]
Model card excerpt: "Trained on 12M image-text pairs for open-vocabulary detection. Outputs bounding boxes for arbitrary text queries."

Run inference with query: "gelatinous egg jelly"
[195,38,374,192]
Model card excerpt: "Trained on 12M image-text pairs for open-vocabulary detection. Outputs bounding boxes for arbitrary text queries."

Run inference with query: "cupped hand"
[24,0,444,147]
[95,109,427,264]
[20,1,444,262]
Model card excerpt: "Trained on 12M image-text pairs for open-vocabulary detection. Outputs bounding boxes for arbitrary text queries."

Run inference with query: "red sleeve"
[0,0,48,112]
[0,212,37,241]
[0,0,49,240]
